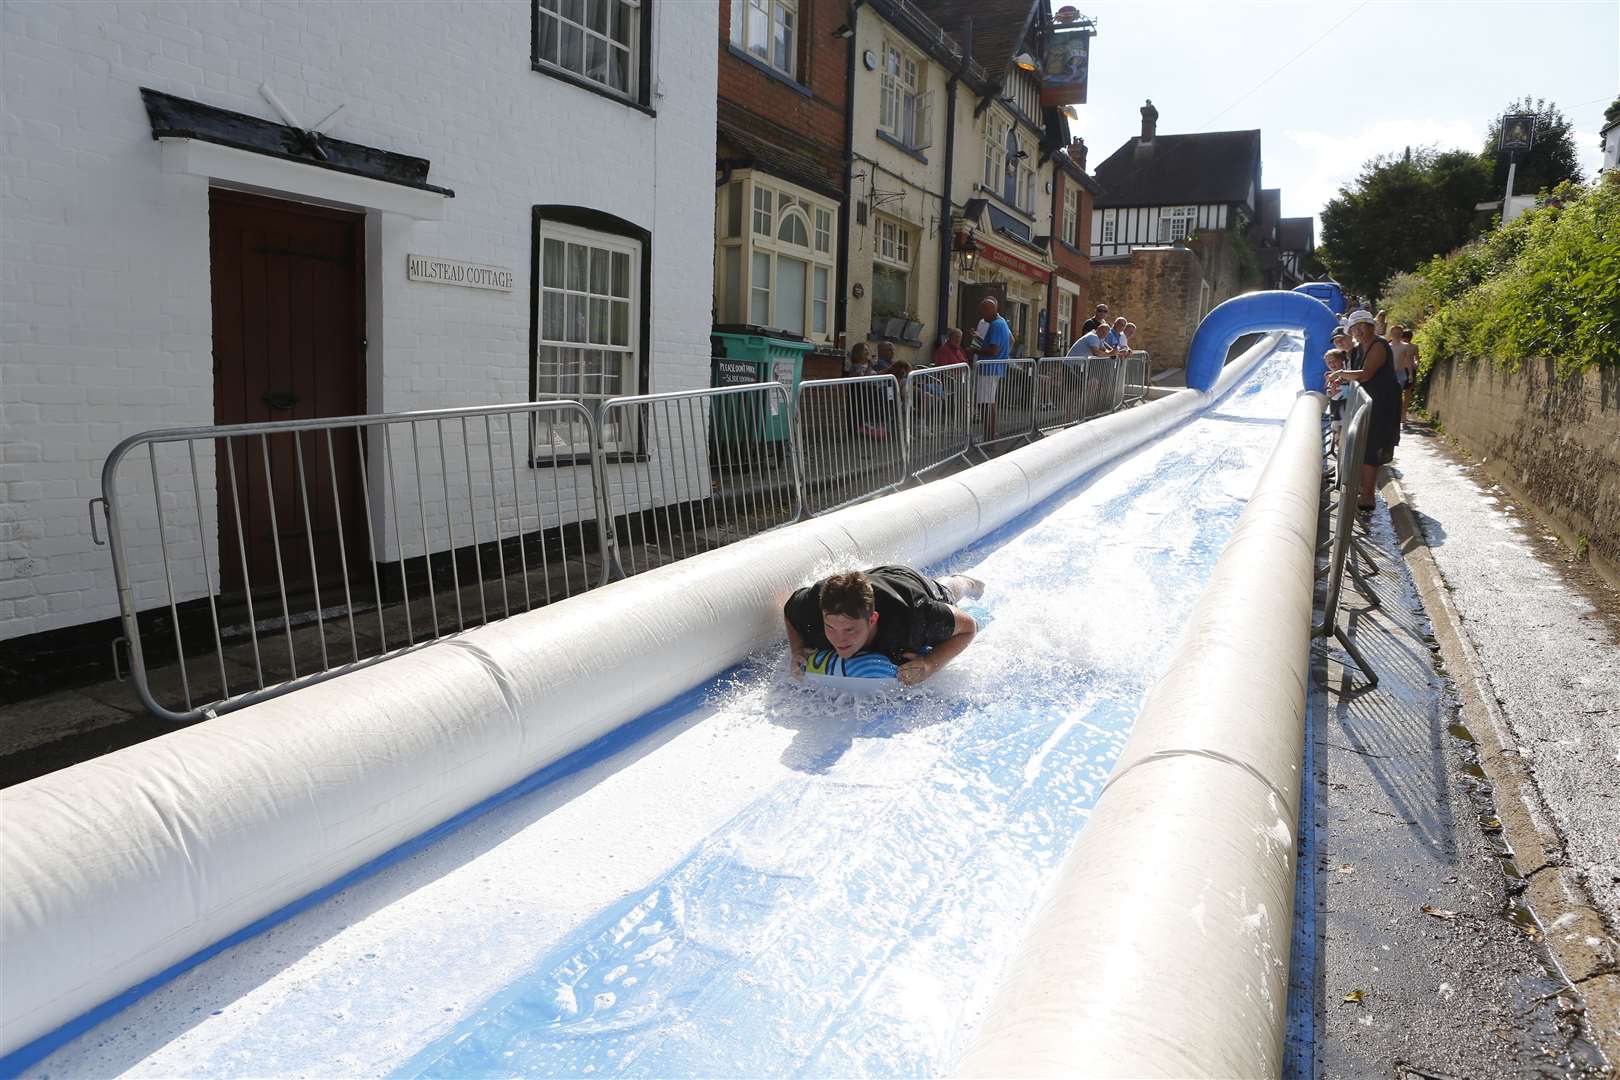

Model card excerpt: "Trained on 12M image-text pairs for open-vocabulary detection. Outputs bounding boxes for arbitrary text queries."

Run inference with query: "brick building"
[713,0,849,373]
[1,2,717,651]
[1048,138,1103,352]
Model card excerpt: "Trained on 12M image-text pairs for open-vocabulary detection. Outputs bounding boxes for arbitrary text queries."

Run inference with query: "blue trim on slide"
[0,679,731,1079]
[1283,673,1319,1079]
[1293,281,1346,317]
[1184,291,1340,394]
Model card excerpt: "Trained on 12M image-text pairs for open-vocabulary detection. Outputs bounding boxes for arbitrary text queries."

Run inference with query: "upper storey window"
[731,0,798,79]
[534,0,644,102]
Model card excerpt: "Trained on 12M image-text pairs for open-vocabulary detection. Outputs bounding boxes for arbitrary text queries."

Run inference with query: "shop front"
[955,238,1053,358]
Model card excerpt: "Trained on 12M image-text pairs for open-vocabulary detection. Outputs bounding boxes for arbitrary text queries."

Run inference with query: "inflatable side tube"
[956,390,1327,1079]
[0,336,1285,1064]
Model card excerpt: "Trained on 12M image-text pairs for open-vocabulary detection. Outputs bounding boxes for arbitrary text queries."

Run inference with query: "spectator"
[845,341,882,438]
[1081,303,1109,335]
[934,328,970,368]
[846,341,872,376]
[1332,310,1403,512]
[1123,321,1138,350]
[1389,326,1418,424]
[1374,309,1388,338]
[1399,326,1420,422]
[873,339,898,374]
[1069,322,1113,359]
[1324,347,1349,453]
[971,297,1013,441]
[1105,317,1129,355]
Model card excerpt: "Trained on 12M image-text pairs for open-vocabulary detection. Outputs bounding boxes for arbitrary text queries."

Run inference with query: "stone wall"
[1089,231,1258,374]
[1425,358,1620,586]
[1089,246,1204,372]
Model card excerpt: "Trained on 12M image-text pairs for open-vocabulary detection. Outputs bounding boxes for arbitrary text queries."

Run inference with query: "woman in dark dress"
[1333,310,1403,512]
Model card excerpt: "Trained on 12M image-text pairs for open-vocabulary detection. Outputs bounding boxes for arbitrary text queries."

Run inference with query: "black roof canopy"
[141,88,453,197]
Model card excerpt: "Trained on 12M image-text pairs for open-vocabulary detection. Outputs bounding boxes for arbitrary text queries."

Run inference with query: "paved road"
[1309,478,1605,1078]
[1396,434,1620,932]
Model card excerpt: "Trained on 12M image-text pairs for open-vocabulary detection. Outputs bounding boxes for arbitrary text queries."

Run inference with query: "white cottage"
[0,1,717,662]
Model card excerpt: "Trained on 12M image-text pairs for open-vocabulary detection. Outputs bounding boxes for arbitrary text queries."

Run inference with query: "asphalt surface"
[1395,433,1620,934]
[1310,460,1608,1077]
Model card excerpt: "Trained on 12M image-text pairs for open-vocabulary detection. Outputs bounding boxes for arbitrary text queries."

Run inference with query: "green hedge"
[1383,173,1620,376]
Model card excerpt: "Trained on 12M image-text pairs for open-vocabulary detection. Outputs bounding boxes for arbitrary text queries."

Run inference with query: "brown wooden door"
[210,190,366,599]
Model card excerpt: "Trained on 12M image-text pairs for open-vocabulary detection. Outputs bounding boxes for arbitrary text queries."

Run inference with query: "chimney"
[1140,99,1158,141]
[1068,137,1087,171]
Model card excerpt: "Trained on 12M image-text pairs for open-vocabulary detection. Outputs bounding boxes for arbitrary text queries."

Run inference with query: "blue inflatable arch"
[1184,290,1341,394]
[1293,281,1346,315]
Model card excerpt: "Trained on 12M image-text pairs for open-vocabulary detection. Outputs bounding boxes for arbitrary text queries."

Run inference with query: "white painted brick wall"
[1,0,718,640]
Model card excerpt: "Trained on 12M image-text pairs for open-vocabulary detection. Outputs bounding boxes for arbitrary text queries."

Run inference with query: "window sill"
[725,44,812,97]
[530,451,650,469]
[975,185,1035,221]
[875,130,929,164]
[1057,239,1085,257]
[530,62,656,117]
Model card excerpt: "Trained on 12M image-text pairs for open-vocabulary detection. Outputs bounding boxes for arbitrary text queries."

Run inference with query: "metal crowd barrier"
[1034,356,1088,432]
[1313,383,1380,687]
[91,401,607,722]
[94,356,1158,721]
[595,383,800,578]
[905,363,973,479]
[972,358,1040,453]
[793,374,906,516]
[1123,351,1151,403]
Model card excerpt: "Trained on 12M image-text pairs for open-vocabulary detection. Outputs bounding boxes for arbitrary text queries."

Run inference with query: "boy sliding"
[783,566,983,686]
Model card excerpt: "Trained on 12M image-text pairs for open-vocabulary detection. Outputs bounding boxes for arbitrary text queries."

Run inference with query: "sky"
[1057,0,1619,239]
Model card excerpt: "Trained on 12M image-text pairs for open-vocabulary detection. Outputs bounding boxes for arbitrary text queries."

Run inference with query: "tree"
[1482,97,1583,197]
[1320,147,1493,299]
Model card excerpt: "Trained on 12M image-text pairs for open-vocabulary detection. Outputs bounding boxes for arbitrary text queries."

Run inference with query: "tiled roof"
[910,0,1038,72]
[717,101,844,200]
[1092,129,1261,209]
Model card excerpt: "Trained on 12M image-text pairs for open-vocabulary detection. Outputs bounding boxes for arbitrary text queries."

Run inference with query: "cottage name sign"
[406,254,513,291]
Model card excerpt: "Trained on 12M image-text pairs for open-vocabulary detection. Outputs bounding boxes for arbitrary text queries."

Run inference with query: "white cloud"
[1279,118,1482,236]
[1572,130,1603,181]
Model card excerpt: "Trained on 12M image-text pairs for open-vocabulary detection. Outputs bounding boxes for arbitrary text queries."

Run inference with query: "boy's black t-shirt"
[783,565,958,661]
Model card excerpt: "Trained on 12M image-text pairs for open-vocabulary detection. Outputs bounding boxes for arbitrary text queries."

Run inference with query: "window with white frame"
[534,0,641,99]
[730,0,797,78]
[1002,126,1019,204]
[879,40,931,150]
[1157,205,1198,242]
[534,220,640,452]
[984,114,1007,190]
[871,217,914,321]
[1055,302,1072,352]
[714,174,837,341]
[1063,188,1079,247]
[1101,215,1116,245]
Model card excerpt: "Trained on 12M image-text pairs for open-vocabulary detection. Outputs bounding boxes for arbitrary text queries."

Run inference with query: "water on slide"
[27,339,1305,1079]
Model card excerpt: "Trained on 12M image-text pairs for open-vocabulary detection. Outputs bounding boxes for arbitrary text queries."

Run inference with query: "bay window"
[714,172,837,343]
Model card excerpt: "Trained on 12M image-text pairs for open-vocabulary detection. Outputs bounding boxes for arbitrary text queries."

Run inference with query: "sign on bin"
[715,359,758,387]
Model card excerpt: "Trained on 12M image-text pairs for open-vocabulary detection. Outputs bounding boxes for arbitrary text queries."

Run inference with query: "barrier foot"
[1334,624,1380,689]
